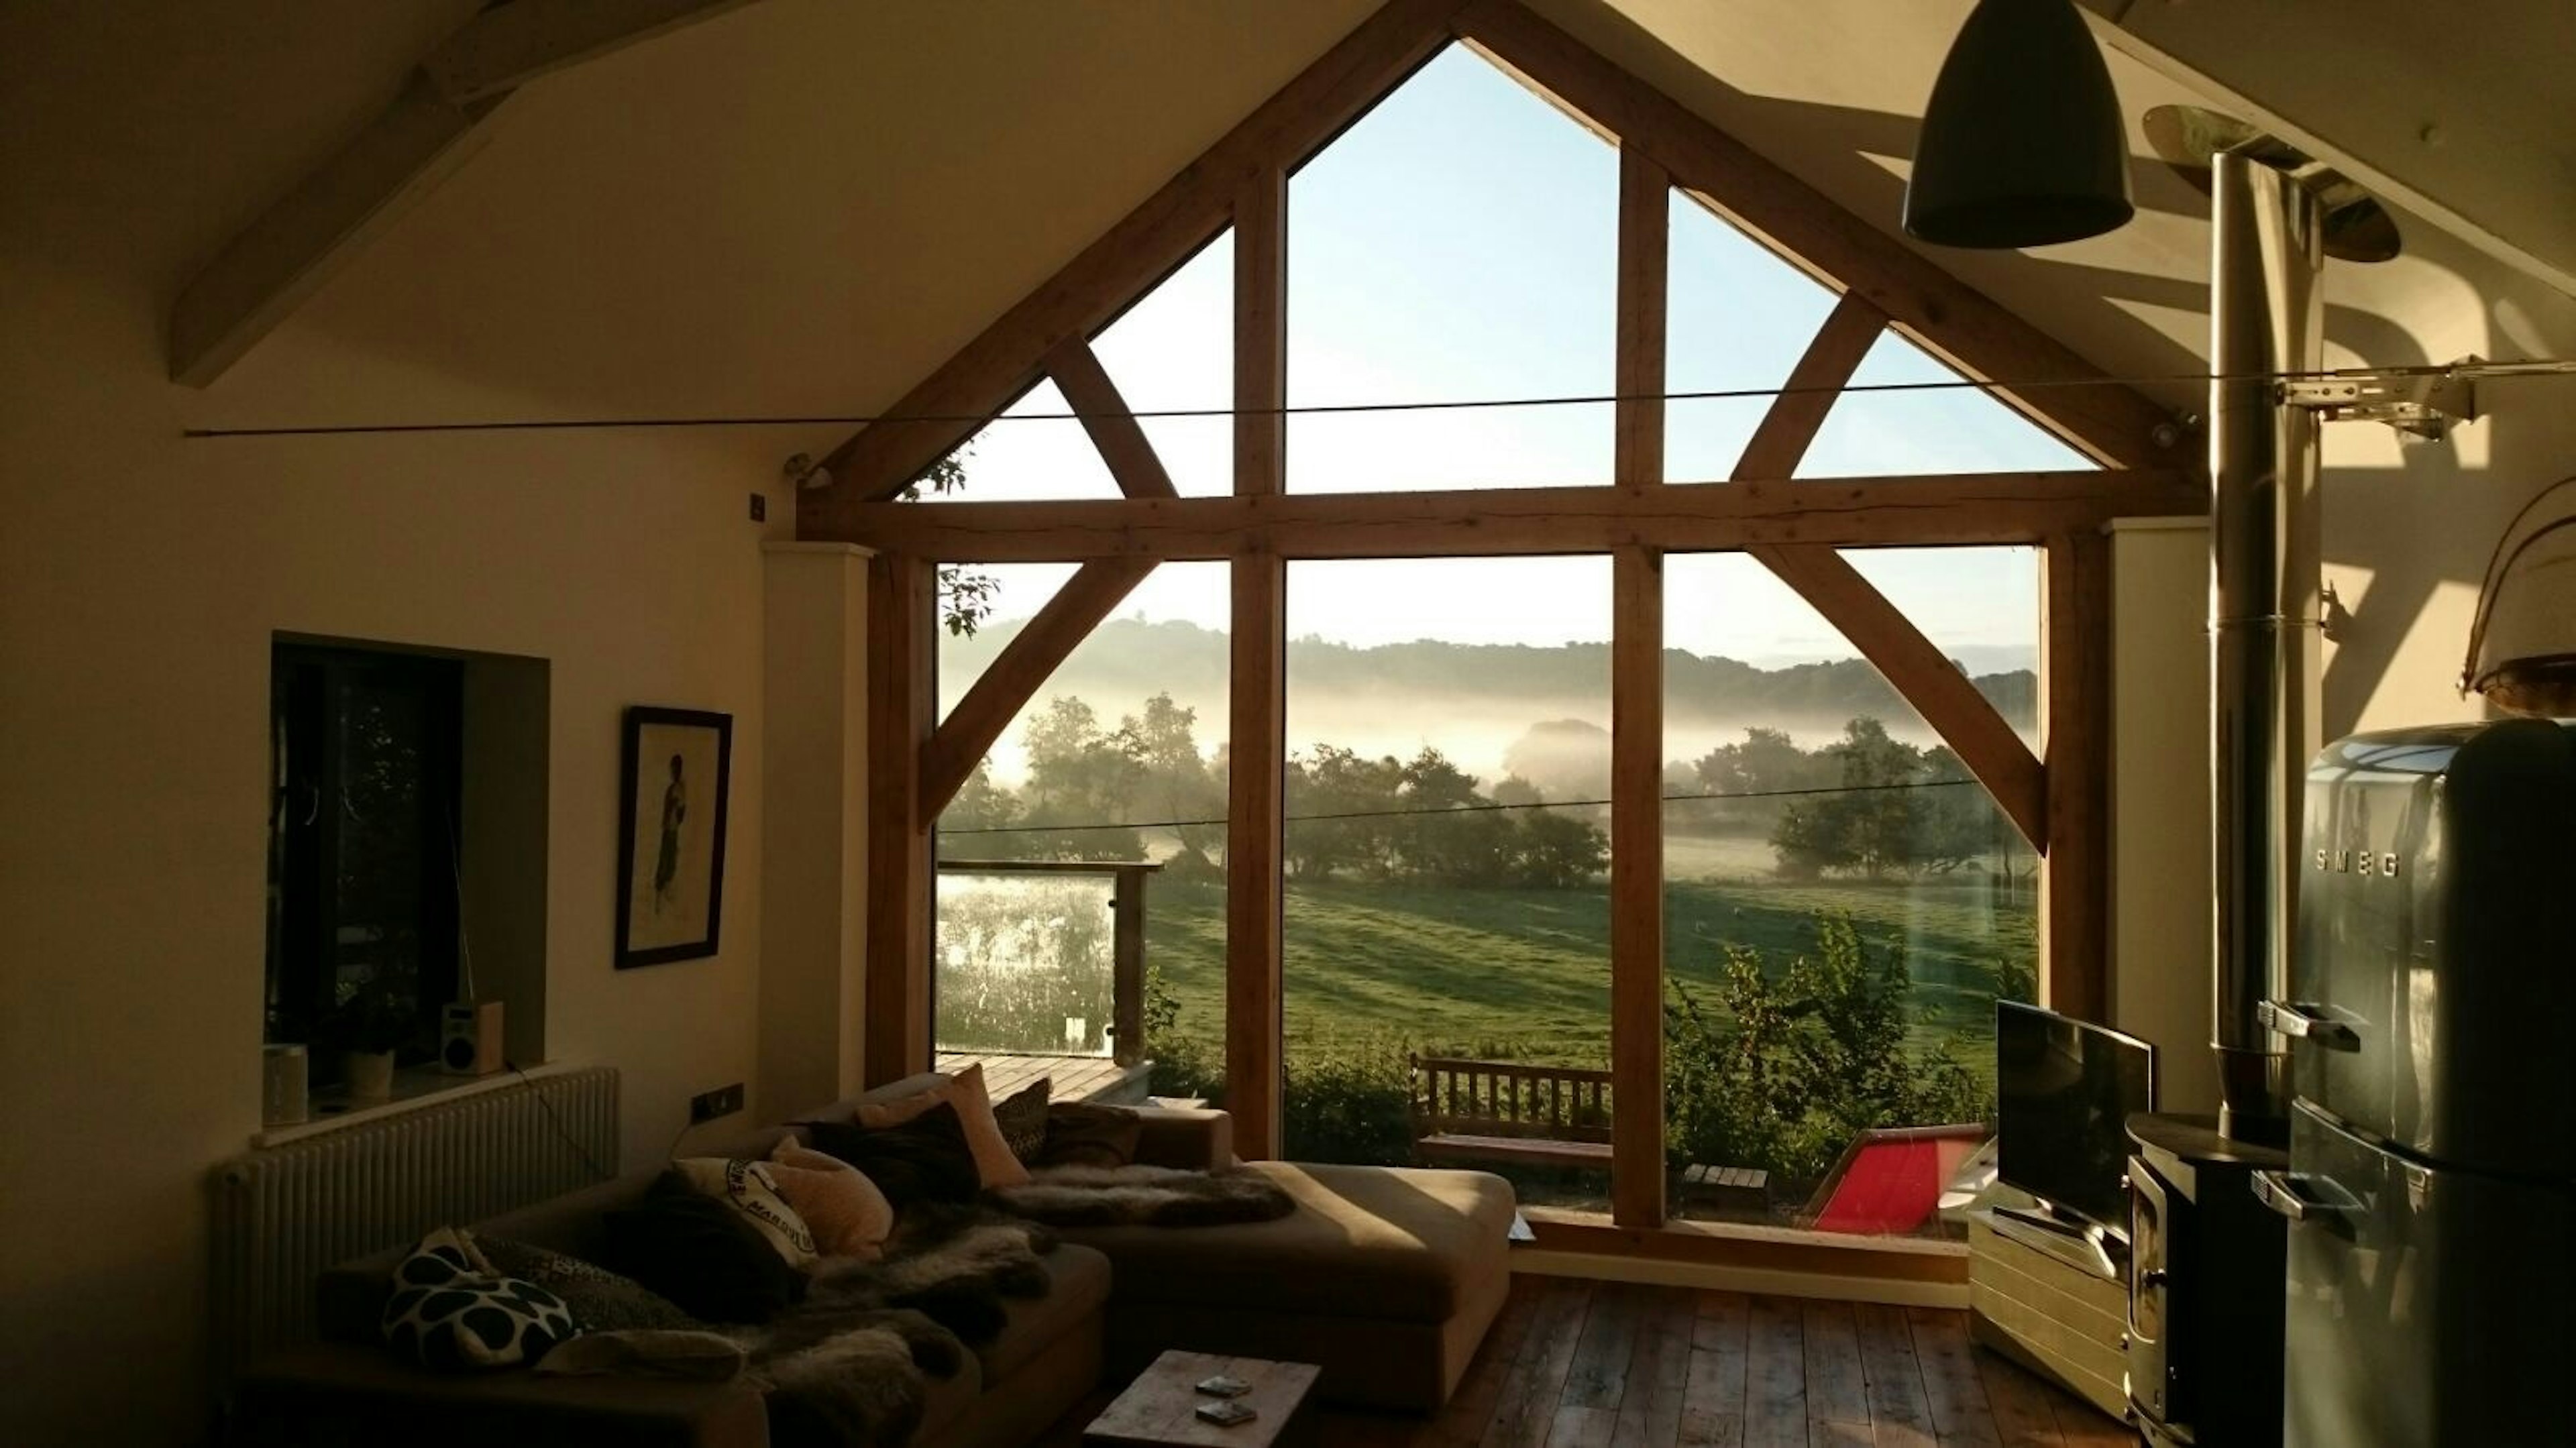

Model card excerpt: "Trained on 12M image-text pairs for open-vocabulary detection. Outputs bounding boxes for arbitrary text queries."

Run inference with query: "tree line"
[945,691,2028,889]
[941,691,1609,887]
[1689,720,2028,883]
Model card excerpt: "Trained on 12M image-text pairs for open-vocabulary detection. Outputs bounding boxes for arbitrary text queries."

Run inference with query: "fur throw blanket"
[986,1164,1297,1228]
[729,1209,1057,1448]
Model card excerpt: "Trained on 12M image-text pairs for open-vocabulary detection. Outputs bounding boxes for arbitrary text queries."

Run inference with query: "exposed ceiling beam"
[169,0,761,387]
[168,75,501,388]
[422,0,763,103]
[824,468,2202,563]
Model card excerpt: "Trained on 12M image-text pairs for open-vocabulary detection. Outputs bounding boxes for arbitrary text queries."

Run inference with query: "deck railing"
[932,859,1160,1066]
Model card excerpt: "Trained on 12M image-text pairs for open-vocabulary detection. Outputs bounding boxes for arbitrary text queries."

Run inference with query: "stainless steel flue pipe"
[2209,150,2325,1146]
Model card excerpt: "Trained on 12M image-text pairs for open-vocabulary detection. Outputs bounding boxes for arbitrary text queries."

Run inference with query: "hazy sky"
[932,46,2077,663]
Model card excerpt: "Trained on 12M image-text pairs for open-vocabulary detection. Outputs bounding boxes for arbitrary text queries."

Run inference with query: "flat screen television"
[1996,1001,2155,1235]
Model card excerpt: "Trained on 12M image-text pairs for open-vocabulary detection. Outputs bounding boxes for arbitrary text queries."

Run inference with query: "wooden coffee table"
[1083,1350,1321,1447]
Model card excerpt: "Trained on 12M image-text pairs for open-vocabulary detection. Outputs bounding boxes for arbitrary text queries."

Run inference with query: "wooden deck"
[1038,1277,2137,1447]
[935,1050,1153,1105]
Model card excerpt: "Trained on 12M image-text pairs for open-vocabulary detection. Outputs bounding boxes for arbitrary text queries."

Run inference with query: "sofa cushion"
[765,1140,896,1260]
[973,1243,1111,1386]
[1057,1162,1513,1324]
[600,1172,806,1325]
[477,1237,700,1333]
[801,1107,981,1210]
[1037,1103,1143,1169]
[380,1229,580,1372]
[991,1080,1051,1165]
[672,1157,820,1268]
[851,1065,1032,1188]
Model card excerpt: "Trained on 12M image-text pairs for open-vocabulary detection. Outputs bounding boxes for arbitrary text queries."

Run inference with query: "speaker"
[440,1000,504,1076]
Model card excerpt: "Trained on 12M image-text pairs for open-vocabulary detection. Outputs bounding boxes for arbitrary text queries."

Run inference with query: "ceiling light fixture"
[1903,0,2134,249]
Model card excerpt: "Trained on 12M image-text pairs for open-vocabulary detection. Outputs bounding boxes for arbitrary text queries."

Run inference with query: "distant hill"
[943,616,2037,730]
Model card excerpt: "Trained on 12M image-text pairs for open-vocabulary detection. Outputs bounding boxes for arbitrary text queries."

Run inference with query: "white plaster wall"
[0,13,785,1441]
[2104,220,2576,1111]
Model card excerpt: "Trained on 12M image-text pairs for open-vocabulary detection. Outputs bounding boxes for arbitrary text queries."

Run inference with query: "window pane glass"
[935,871,1116,1056]
[1093,231,1233,498]
[1282,557,1615,1209]
[1661,550,2037,1236]
[1799,333,2095,478]
[1666,193,1839,481]
[933,563,1230,1101]
[912,378,1121,504]
[1287,46,1615,493]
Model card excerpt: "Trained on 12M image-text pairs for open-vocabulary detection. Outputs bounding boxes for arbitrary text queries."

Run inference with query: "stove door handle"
[2257,999,2361,1050]
[2253,1169,2360,1224]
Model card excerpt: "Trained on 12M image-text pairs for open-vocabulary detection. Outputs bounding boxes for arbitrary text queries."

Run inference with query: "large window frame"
[821,0,2182,1241]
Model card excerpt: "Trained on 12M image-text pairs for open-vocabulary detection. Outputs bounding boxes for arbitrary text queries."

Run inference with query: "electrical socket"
[689,1082,745,1124]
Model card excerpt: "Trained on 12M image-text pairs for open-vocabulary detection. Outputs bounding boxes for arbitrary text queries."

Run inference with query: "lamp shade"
[1904,0,2134,249]
[2464,477,2576,718]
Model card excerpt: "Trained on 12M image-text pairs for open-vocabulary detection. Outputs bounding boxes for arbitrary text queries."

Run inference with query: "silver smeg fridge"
[2253,719,2576,1446]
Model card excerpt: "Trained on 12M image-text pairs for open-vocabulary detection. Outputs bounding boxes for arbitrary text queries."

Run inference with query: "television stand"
[1966,1196,2134,1425]
[1987,1203,2125,1278]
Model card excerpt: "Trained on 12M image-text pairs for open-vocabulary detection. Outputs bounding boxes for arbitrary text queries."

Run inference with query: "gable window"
[266,643,463,1073]
[814,5,2176,1254]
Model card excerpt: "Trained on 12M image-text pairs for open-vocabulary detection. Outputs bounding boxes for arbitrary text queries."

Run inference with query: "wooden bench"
[1408,1055,1613,1170]
[1676,1162,1772,1217]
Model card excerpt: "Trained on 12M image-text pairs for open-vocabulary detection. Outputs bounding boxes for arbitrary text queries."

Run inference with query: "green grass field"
[1138,841,2033,1086]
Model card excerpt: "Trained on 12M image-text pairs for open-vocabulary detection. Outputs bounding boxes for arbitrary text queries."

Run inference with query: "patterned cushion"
[994,1079,1051,1164]
[1037,1101,1144,1168]
[381,1227,579,1372]
[672,1157,819,1268]
[477,1237,700,1332]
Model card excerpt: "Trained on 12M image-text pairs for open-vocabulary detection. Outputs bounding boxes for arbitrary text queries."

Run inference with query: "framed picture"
[615,706,733,969]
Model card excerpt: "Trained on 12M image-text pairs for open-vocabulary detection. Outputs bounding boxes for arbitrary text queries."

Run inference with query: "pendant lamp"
[1904,0,2134,249]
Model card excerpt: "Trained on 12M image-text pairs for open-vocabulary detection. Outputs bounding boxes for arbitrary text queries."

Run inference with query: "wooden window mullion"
[1609,146,1668,1229]
[1226,165,1289,1160]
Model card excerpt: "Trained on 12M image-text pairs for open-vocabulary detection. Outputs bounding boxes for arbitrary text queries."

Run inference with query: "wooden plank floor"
[1038,1278,2139,1447]
[934,1051,1152,1103]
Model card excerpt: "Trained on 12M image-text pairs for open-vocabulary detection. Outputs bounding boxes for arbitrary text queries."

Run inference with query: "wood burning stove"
[2124,1114,2286,1446]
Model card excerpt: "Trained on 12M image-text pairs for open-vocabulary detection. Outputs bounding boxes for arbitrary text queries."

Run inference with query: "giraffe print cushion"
[380,1227,580,1372]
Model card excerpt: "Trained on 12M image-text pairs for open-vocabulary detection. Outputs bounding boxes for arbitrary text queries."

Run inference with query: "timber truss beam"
[916,340,1175,827]
[824,468,2194,563]
[170,0,761,386]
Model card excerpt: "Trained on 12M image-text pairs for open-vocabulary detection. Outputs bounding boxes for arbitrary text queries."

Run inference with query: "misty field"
[1135,865,2032,1088]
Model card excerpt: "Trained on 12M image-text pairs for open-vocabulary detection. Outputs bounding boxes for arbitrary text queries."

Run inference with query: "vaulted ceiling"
[15,1,2565,434]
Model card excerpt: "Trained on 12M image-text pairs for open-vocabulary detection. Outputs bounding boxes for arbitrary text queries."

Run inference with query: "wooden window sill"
[253,1060,572,1150]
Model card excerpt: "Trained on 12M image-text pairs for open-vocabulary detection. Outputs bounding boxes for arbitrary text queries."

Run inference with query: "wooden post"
[863,553,936,1086]
[1610,546,1667,1227]
[1614,148,1669,491]
[2041,528,2112,1020]
[1111,866,1149,1068]
[1226,166,1289,1160]
[1610,146,1668,1229]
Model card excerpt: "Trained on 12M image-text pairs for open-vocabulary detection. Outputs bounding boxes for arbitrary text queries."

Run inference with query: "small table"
[1084,1351,1320,1447]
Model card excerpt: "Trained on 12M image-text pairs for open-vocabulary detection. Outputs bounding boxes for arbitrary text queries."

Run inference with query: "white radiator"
[209,1066,619,1382]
